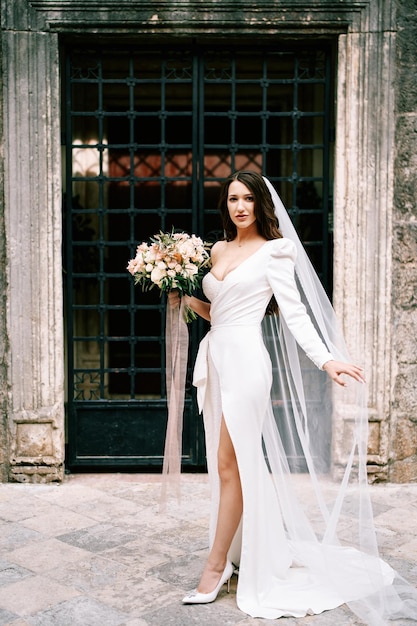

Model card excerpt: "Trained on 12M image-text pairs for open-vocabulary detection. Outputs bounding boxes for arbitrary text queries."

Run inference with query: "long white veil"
[261,177,417,624]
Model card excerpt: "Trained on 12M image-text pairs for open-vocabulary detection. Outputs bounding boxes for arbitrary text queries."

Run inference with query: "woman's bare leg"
[197,416,243,593]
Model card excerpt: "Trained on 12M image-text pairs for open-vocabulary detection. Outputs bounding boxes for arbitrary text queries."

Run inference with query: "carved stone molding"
[333,26,396,478]
[1,0,392,35]
[2,30,64,481]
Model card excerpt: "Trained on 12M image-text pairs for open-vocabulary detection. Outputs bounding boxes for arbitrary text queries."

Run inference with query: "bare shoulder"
[211,239,227,263]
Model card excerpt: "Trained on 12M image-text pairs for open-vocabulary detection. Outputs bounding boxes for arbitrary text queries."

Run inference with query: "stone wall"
[389,0,417,481]
[0,25,9,483]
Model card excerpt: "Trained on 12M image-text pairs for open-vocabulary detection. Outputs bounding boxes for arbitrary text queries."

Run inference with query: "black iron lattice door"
[64,44,333,470]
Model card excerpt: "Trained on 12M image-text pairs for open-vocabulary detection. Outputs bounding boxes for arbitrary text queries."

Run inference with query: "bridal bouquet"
[127,230,211,321]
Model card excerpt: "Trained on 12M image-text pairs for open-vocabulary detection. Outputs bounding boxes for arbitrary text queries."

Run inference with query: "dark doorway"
[63,44,334,470]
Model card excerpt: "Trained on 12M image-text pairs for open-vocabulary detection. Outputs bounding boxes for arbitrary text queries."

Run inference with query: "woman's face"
[227,180,257,230]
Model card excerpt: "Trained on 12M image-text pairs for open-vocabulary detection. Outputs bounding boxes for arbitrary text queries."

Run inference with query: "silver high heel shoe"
[182,560,234,604]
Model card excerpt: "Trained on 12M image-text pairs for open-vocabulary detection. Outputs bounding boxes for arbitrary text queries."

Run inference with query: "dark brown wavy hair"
[218,170,283,242]
[217,170,282,315]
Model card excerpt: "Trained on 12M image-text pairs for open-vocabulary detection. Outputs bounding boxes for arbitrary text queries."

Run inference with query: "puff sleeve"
[266,238,334,370]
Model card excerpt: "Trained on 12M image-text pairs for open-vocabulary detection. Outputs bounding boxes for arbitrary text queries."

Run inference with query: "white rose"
[178,241,194,260]
[151,266,167,285]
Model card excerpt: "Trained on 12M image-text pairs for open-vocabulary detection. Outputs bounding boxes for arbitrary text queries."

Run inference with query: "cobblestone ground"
[0,474,416,626]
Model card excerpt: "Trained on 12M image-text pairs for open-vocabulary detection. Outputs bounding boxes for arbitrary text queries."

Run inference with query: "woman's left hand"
[322,360,366,387]
[167,289,181,309]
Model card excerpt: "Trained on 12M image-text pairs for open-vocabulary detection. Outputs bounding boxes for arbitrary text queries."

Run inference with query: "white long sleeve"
[266,238,334,370]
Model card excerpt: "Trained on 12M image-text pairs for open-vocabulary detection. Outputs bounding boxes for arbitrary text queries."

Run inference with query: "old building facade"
[0,0,416,483]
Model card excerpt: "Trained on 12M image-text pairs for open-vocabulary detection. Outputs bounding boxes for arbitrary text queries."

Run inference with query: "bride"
[168,170,417,623]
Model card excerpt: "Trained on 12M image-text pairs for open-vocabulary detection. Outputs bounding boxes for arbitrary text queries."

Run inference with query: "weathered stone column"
[332,22,396,480]
[2,30,64,482]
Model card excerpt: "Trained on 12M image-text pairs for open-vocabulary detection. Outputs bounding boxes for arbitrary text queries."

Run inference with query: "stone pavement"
[0,474,417,626]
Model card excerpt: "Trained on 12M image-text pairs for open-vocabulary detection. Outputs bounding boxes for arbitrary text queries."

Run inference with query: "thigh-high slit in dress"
[192,238,394,620]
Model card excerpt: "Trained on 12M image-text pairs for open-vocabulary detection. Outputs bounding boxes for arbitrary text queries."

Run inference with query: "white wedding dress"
[193,237,395,620]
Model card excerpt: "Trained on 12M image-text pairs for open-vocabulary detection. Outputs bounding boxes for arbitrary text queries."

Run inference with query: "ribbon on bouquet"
[159,297,189,511]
